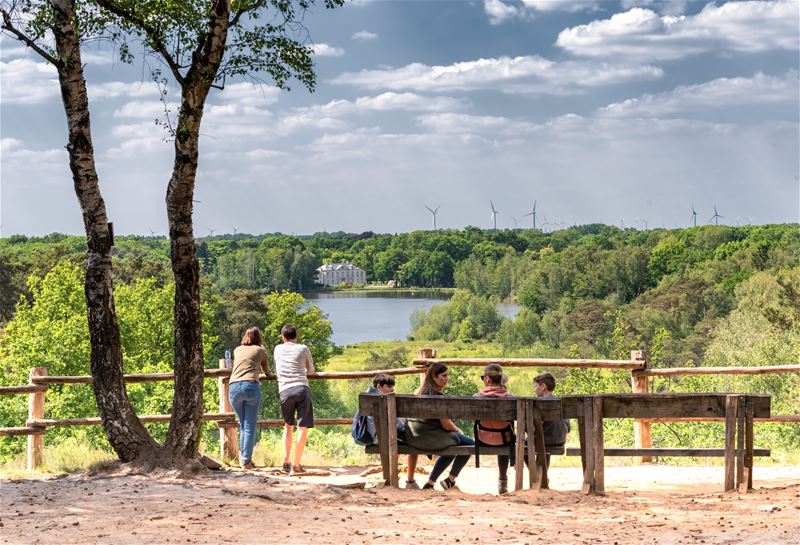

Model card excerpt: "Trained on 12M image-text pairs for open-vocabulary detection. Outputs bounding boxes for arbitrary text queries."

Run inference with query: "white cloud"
[332,55,662,94]
[484,0,522,25]
[113,99,177,119]
[521,0,598,12]
[351,30,378,41]
[312,43,345,57]
[0,58,59,104]
[620,0,688,15]
[597,71,800,118]
[216,82,281,106]
[87,81,160,100]
[417,112,536,136]
[557,0,800,61]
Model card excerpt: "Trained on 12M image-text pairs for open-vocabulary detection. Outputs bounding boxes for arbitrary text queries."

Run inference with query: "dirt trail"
[1,465,798,544]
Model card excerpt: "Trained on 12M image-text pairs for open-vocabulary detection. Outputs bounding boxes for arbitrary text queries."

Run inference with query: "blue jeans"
[229,381,262,463]
[429,432,475,482]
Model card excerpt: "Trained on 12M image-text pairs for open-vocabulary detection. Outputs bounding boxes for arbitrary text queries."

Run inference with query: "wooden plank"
[28,415,350,427]
[744,401,754,492]
[532,402,548,490]
[218,359,238,462]
[724,395,737,492]
[365,445,565,456]
[563,394,770,419]
[27,368,46,471]
[413,358,644,370]
[577,404,587,474]
[0,427,46,437]
[736,396,745,490]
[593,396,605,495]
[0,385,48,395]
[634,364,800,377]
[386,393,399,488]
[581,397,595,495]
[631,374,652,463]
[376,395,390,485]
[564,448,771,457]
[638,415,793,423]
[526,400,537,490]
[514,398,525,492]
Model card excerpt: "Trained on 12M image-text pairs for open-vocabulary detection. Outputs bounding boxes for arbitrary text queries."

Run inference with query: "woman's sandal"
[439,478,457,490]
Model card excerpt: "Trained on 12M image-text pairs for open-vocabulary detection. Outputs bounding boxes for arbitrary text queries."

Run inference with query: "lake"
[303,290,519,346]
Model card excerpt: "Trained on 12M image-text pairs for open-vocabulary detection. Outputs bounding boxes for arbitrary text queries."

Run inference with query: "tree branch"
[93,0,186,86]
[0,8,59,65]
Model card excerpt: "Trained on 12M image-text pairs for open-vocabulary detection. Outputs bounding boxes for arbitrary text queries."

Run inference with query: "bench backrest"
[560,394,771,419]
[358,393,563,421]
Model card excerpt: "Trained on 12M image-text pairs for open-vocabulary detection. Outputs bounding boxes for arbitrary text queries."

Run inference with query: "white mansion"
[316,262,367,286]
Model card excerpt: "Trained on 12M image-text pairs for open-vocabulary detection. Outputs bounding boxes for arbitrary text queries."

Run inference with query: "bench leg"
[533,406,548,490]
[581,397,595,495]
[515,399,526,492]
[526,399,538,490]
[724,395,737,492]
[592,396,604,495]
[376,396,390,485]
[386,393,399,488]
[736,396,745,492]
[743,400,754,492]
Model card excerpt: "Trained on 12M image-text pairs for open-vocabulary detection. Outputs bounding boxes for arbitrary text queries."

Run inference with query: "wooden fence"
[1,349,798,470]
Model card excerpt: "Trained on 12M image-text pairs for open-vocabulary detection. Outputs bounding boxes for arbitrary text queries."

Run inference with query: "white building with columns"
[316,262,367,286]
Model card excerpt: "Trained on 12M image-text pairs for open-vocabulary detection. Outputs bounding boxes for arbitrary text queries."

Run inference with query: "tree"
[1,0,340,468]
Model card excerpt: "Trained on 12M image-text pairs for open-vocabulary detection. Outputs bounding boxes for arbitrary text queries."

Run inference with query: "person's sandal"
[282,462,291,473]
[291,465,306,475]
[439,478,457,490]
[242,461,255,470]
[405,480,421,489]
[422,482,435,490]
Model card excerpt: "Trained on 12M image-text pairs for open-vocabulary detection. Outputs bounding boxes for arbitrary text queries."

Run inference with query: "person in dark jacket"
[405,363,475,490]
[534,373,570,466]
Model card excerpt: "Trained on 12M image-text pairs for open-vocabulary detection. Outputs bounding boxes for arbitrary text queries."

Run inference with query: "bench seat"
[564,447,770,457]
[365,444,565,457]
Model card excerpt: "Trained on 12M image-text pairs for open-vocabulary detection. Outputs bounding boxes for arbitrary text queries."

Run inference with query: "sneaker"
[439,478,457,491]
[242,461,255,470]
[405,480,421,490]
[498,479,508,495]
[282,462,292,473]
[291,465,306,475]
[422,482,435,490]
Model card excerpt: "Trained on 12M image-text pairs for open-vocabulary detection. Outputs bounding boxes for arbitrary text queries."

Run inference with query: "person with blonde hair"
[230,326,269,469]
[474,364,514,494]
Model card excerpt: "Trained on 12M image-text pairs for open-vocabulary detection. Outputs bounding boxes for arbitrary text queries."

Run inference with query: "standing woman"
[405,362,475,490]
[230,327,269,469]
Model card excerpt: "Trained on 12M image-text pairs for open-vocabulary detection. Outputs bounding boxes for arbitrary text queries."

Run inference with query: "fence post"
[417,348,436,389]
[27,367,47,470]
[218,359,239,463]
[630,350,652,463]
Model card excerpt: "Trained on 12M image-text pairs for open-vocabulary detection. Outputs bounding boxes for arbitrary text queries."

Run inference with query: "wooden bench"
[359,393,567,491]
[561,394,771,494]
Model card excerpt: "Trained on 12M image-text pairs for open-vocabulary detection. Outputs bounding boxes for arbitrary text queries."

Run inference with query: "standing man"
[274,324,315,474]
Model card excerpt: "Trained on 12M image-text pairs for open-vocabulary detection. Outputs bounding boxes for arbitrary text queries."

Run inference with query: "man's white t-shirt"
[273,342,314,394]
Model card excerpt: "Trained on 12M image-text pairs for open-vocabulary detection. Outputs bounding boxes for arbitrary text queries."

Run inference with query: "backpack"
[351,410,376,446]
[473,420,515,468]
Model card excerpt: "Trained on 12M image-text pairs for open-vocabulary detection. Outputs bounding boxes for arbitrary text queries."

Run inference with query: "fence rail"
[1,349,797,469]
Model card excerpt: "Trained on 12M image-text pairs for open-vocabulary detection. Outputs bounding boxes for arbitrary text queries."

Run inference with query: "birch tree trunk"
[50,0,157,461]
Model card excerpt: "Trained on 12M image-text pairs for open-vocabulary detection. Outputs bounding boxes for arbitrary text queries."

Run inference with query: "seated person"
[405,363,475,491]
[525,373,571,469]
[473,364,514,495]
[352,373,420,489]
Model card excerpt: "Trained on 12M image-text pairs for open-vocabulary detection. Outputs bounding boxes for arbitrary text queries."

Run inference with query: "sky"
[1,0,798,236]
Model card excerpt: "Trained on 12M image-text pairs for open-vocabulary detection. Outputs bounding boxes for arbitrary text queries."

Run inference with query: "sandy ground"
[1,463,798,545]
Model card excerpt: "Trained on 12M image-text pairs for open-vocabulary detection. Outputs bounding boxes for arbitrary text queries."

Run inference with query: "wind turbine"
[511,216,521,228]
[148,227,157,236]
[424,204,441,230]
[691,205,698,227]
[709,205,724,226]
[522,201,537,229]
[206,227,216,237]
[489,200,499,230]
[232,226,239,235]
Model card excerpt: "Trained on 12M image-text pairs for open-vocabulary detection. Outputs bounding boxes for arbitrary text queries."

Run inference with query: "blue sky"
[1,0,798,236]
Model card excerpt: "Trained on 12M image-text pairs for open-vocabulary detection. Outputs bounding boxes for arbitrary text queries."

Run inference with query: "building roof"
[316,262,365,272]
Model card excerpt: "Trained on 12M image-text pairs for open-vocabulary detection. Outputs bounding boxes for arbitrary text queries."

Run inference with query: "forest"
[1,223,798,463]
